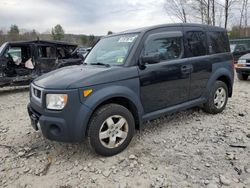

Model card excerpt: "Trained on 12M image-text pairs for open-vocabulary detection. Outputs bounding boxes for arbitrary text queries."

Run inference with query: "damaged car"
[0,40,83,87]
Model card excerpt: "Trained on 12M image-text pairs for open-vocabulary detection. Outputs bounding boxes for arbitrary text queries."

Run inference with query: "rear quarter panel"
[203,52,234,98]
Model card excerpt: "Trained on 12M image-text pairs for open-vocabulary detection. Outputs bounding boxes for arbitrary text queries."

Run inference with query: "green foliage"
[7,25,20,41]
[80,35,88,44]
[229,26,250,39]
[229,27,240,39]
[52,24,65,40]
[107,31,113,35]
[22,30,38,40]
[0,25,100,46]
[88,34,95,45]
[89,35,95,42]
[8,25,19,35]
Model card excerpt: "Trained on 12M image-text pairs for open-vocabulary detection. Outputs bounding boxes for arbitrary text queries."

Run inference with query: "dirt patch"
[0,79,250,188]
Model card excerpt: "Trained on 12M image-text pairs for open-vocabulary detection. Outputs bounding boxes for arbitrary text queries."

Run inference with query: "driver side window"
[5,47,21,59]
[144,37,183,62]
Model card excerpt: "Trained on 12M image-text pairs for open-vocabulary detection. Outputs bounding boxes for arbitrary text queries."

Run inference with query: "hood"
[239,53,250,60]
[33,65,138,89]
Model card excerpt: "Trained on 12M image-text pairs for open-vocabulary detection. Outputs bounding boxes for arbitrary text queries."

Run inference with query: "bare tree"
[244,0,249,35]
[224,0,229,28]
[212,0,215,25]
[165,0,187,23]
[188,0,213,25]
[200,0,205,23]
[239,0,246,28]
[224,0,237,29]
[207,0,210,24]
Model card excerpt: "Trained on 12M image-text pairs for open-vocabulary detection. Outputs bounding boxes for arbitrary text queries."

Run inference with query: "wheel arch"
[83,86,144,132]
[204,67,233,98]
[92,96,141,130]
[216,74,233,97]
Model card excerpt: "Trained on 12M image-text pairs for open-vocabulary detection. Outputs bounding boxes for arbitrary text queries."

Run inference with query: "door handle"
[181,65,193,73]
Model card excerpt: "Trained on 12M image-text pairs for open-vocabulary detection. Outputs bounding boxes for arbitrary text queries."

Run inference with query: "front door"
[36,45,57,74]
[139,31,191,113]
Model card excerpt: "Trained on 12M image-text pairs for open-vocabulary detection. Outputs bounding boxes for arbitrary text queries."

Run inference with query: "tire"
[203,81,228,114]
[237,73,249,80]
[87,104,135,156]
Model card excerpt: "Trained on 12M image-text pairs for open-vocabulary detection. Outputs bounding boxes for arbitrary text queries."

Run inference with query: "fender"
[203,66,233,99]
[75,83,144,139]
[83,85,144,116]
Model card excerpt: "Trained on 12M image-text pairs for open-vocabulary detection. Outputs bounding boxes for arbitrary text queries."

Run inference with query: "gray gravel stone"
[219,175,231,186]
[102,169,111,177]
[128,154,137,160]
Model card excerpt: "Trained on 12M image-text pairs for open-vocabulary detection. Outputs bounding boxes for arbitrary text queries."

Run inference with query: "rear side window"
[186,31,206,57]
[208,32,230,54]
[144,37,183,62]
[38,46,56,58]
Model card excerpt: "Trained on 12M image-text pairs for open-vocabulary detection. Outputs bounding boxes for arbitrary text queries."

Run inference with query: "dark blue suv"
[28,24,234,156]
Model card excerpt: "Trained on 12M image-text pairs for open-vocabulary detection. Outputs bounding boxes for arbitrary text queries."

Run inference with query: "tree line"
[165,0,250,38]
[0,24,100,46]
[1,1,249,46]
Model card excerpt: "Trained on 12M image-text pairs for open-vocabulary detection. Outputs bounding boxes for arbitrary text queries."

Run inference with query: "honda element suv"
[28,24,234,156]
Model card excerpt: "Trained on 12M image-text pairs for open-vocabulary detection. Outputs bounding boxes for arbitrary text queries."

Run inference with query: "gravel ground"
[0,78,250,188]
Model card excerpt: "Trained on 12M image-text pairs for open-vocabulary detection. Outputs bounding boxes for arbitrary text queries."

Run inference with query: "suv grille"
[31,84,43,103]
[33,88,41,99]
[246,60,250,66]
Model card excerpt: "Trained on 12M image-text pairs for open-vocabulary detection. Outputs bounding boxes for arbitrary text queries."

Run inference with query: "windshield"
[230,44,236,52]
[85,33,138,66]
[0,42,7,55]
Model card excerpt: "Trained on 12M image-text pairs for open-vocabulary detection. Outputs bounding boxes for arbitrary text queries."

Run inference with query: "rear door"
[0,56,8,84]
[0,43,9,79]
[139,29,191,113]
[183,27,211,100]
[36,45,57,74]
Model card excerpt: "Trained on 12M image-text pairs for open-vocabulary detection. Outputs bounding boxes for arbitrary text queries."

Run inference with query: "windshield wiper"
[89,62,110,67]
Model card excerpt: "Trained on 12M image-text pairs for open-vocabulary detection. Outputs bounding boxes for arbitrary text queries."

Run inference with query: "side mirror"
[140,52,160,65]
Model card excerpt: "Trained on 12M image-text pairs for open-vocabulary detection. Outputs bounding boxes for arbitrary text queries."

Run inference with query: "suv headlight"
[238,59,246,64]
[46,94,68,110]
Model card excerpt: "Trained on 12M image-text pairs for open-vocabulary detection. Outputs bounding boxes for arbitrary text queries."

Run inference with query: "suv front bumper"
[27,84,92,142]
[236,66,250,74]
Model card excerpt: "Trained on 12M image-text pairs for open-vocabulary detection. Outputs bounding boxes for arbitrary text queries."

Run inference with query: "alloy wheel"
[99,115,129,149]
[214,87,226,109]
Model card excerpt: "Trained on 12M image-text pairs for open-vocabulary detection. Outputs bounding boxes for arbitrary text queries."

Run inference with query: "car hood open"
[33,65,138,89]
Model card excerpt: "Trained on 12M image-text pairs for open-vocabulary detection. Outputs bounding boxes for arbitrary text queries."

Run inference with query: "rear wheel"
[87,104,135,156]
[237,73,249,80]
[203,81,228,114]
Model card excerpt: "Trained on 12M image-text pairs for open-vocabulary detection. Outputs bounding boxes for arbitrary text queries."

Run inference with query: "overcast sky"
[0,0,173,35]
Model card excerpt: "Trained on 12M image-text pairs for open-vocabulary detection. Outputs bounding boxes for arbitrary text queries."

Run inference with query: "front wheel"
[87,104,135,156]
[203,81,228,114]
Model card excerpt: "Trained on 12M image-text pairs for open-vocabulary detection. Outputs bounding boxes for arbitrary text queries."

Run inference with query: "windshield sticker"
[116,57,124,64]
[118,35,137,43]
